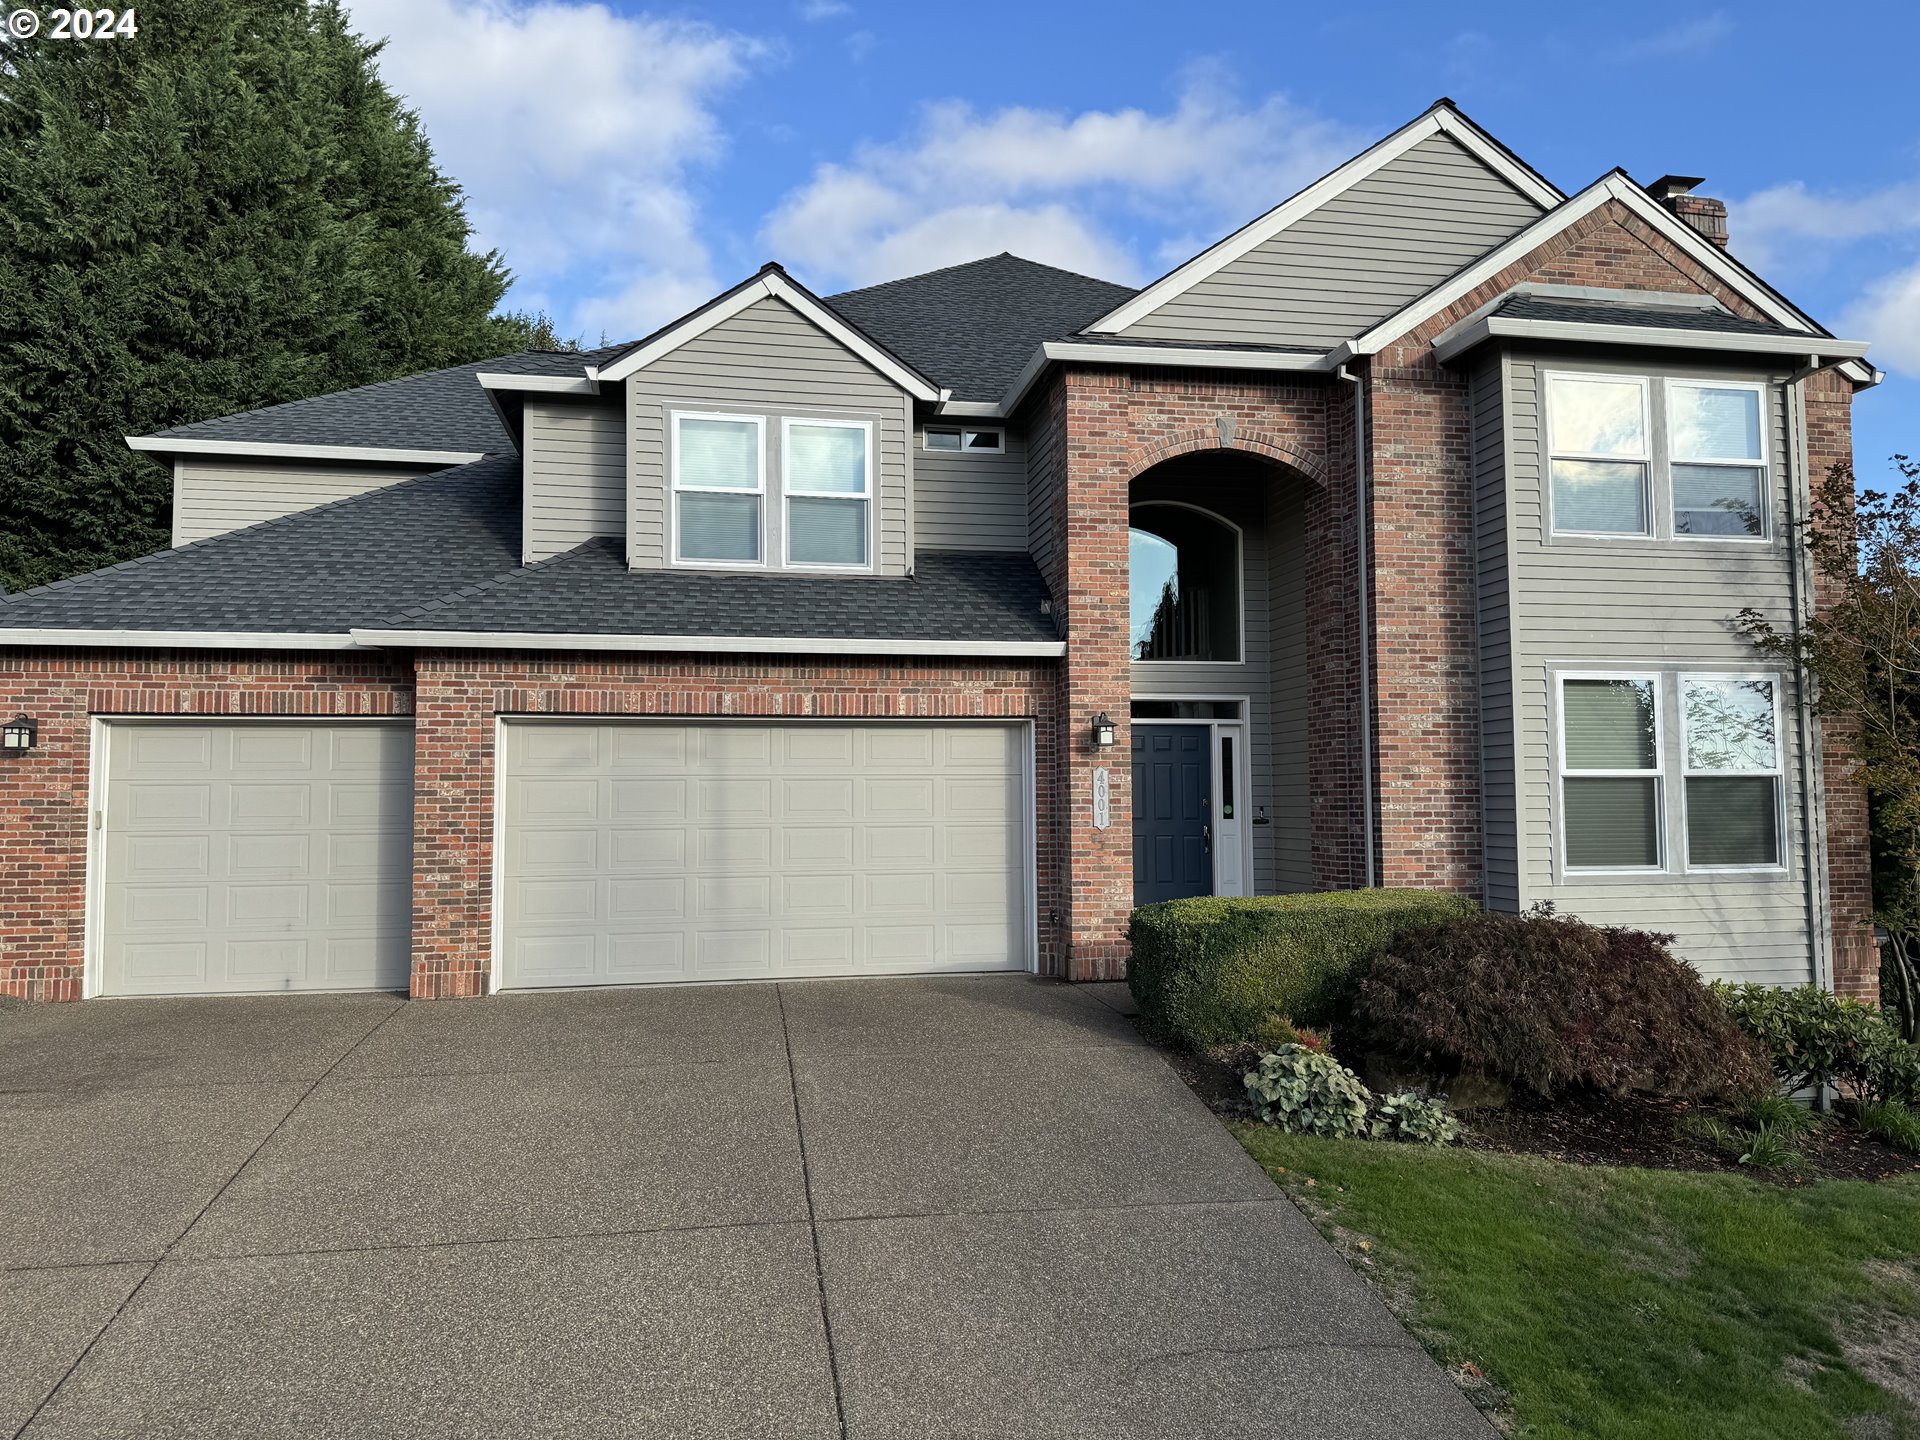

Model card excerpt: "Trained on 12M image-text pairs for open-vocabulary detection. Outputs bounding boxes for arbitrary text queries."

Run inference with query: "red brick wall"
[410,653,1062,996]
[0,651,412,1001]
[1805,369,1880,1002]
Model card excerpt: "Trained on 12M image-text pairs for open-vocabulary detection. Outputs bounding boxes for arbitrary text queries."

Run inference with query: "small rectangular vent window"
[924,427,1004,454]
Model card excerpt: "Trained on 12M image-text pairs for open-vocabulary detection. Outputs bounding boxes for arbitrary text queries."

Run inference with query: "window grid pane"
[1553,459,1649,535]
[1671,385,1762,461]
[1563,679,1657,771]
[1673,464,1764,537]
[1565,776,1661,868]
[1549,377,1648,458]
[789,496,868,566]
[787,423,868,495]
[1686,776,1780,867]
[678,492,761,562]
[676,417,760,491]
[1683,678,1778,773]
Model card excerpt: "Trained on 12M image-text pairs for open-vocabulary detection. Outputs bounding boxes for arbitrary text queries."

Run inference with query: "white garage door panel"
[100,722,413,996]
[500,722,1029,988]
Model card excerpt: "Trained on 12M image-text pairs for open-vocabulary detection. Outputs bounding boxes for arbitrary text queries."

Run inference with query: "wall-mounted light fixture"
[1091,712,1116,749]
[2,715,39,753]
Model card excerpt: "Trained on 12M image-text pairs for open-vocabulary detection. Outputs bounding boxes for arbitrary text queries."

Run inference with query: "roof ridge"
[1,456,514,606]
[826,251,1133,303]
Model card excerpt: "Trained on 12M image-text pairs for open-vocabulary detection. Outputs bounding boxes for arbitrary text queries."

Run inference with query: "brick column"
[1805,370,1879,1002]
[410,655,494,999]
[1365,345,1483,893]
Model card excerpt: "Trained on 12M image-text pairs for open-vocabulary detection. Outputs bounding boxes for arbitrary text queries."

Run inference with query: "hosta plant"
[1373,1091,1463,1146]
[1244,1044,1373,1137]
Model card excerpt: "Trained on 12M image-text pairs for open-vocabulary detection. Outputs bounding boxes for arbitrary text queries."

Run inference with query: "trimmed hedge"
[1127,888,1478,1051]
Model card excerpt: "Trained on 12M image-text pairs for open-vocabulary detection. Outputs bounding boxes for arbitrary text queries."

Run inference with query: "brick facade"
[0,651,412,1001]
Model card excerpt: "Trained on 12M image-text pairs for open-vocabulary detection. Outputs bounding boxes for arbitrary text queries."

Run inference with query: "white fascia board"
[350,628,1066,658]
[1350,174,1875,384]
[475,372,600,395]
[594,272,943,402]
[126,436,486,466]
[981,339,1336,420]
[1084,104,1562,335]
[1431,314,1871,365]
[936,400,1005,419]
[0,629,365,650]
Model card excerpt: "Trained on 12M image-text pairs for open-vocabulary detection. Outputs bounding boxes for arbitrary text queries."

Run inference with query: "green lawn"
[1236,1125,1920,1440]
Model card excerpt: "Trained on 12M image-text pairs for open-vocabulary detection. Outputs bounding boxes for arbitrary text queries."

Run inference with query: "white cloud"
[1611,12,1733,60]
[344,0,764,340]
[1733,179,1920,249]
[760,75,1360,290]
[796,0,851,19]
[1841,263,1920,374]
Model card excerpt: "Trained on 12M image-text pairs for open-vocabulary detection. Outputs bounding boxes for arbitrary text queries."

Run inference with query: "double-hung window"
[1669,382,1767,538]
[1559,676,1663,869]
[783,418,872,569]
[1681,676,1782,867]
[673,413,764,565]
[1546,375,1650,536]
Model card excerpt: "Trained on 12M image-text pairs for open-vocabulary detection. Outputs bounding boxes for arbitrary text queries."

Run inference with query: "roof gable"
[1089,102,1558,343]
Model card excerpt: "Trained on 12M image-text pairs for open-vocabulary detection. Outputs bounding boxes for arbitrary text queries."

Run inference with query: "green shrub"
[1374,1092,1463,1146]
[1127,888,1477,1051]
[1351,912,1770,1101]
[1716,983,1920,1104]
[1855,1099,1920,1153]
[1243,1045,1373,1137]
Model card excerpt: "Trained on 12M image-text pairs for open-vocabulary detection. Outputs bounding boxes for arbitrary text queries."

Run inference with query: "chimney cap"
[1650,174,1708,201]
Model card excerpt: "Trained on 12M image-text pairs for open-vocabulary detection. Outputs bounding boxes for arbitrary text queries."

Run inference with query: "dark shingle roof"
[374,539,1058,646]
[150,345,630,454]
[0,457,522,633]
[1493,294,1803,336]
[826,254,1137,402]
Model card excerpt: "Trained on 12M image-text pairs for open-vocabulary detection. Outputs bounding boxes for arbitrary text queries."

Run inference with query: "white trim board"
[0,629,366,650]
[977,339,1335,421]
[126,436,487,466]
[348,629,1066,657]
[475,373,601,396]
[1339,172,1878,386]
[595,267,945,402]
[1084,102,1561,335]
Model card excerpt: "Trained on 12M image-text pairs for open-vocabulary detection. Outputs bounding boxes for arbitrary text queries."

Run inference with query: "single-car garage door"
[499,721,1030,988]
[98,721,414,996]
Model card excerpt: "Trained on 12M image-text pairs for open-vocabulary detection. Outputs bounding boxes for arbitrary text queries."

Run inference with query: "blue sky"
[344,0,1917,484]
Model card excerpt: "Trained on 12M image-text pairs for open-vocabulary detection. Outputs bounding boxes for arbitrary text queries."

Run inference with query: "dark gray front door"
[1131,724,1212,906]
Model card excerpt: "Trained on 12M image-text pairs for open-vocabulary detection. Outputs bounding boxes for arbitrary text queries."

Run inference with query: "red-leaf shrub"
[1349,911,1769,1101]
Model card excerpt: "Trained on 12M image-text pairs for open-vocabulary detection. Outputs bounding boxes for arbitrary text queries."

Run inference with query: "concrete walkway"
[0,977,1491,1438]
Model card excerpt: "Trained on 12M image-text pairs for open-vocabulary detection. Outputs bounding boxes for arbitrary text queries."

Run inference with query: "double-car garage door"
[94,719,1029,996]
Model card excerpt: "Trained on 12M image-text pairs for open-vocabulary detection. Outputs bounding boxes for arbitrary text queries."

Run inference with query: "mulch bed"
[1153,1027,1920,1185]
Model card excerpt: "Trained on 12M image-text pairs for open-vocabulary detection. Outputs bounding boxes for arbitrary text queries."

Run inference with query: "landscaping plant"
[1372,1092,1462,1147]
[1244,1044,1374,1137]
[1717,982,1920,1105]
[1127,888,1476,1051]
[1350,910,1769,1100]
[1854,1098,1920,1153]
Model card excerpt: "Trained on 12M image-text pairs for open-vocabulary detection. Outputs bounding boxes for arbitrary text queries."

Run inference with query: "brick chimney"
[1651,174,1729,248]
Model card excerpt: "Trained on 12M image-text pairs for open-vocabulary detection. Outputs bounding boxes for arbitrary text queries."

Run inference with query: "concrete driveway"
[1,976,1491,1439]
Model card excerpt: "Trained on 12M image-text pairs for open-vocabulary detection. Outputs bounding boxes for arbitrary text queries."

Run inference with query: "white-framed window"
[671,412,765,567]
[1667,381,1768,540]
[1546,373,1651,537]
[1557,673,1664,871]
[1681,675,1784,868]
[783,417,873,570]
[924,425,1004,454]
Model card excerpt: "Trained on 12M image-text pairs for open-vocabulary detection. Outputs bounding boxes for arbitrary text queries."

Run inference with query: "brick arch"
[1123,427,1331,490]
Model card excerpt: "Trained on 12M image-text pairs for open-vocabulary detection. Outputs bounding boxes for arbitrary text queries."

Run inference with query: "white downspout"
[1337,365,1377,887]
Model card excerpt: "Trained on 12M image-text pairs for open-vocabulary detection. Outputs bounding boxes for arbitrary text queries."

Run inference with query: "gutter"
[1336,364,1378,887]
[126,437,487,466]
[348,630,1066,658]
[957,339,1337,422]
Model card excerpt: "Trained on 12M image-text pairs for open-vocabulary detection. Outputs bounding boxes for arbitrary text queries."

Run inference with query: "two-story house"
[0,100,1881,1005]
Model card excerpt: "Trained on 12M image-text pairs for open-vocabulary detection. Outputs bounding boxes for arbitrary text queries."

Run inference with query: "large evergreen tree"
[0,0,541,591]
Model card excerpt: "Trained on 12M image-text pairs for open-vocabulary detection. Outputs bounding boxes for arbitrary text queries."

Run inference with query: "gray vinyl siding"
[1471,353,1519,912]
[913,426,1030,551]
[1121,134,1544,348]
[1499,347,1816,985]
[1130,470,1278,895]
[625,295,911,575]
[171,458,431,546]
[523,397,626,564]
[1266,480,1312,892]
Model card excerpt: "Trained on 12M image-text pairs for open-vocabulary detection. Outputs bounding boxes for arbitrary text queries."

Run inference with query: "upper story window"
[1545,376,1650,537]
[784,418,872,569]
[1545,372,1770,542]
[1128,503,1241,663]
[1669,383,1765,538]
[1556,670,1785,875]
[924,426,1004,453]
[672,413,764,566]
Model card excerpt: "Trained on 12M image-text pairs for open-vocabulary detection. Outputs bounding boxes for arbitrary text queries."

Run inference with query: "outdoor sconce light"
[1091,712,1116,749]
[2,715,38,753]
